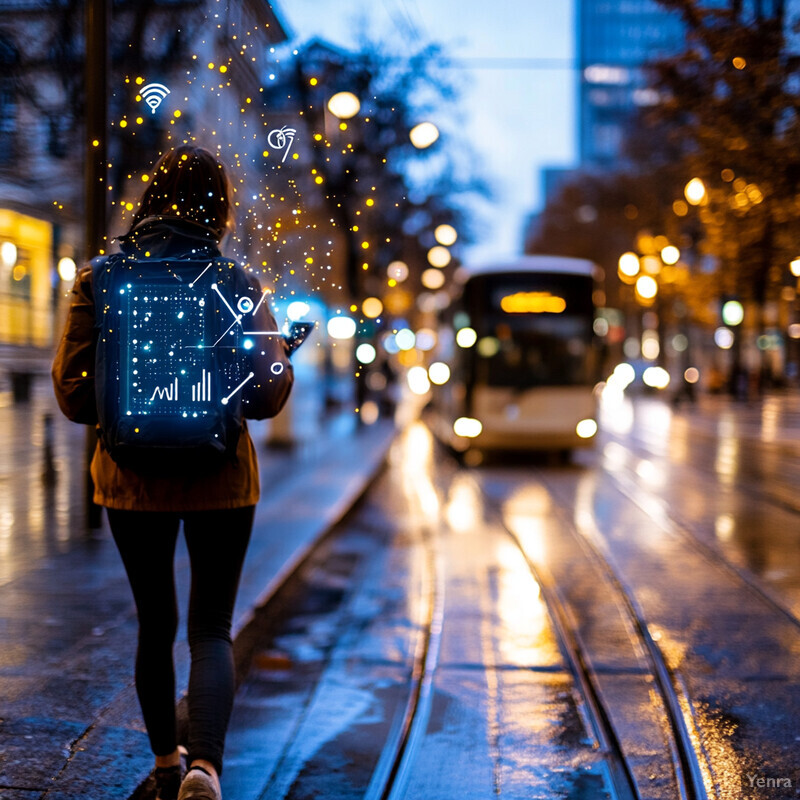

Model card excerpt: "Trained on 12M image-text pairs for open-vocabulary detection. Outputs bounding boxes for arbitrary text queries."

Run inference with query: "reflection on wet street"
[228,395,800,799]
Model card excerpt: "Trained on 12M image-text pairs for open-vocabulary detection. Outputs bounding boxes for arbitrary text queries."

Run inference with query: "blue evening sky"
[277,0,576,263]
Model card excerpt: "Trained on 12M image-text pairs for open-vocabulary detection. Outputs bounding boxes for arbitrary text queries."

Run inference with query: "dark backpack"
[92,251,268,474]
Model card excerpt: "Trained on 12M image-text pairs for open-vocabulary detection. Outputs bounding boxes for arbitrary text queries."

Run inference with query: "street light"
[434,224,457,246]
[791,258,800,277]
[661,245,680,265]
[684,177,707,206]
[635,274,658,302]
[427,246,451,268]
[722,300,744,326]
[1,241,17,268]
[409,122,439,149]
[618,251,639,281]
[327,91,361,119]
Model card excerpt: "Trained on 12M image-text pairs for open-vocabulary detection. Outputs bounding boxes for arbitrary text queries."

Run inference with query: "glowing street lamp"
[684,177,706,206]
[661,245,680,265]
[327,91,360,119]
[635,275,658,302]
[791,258,800,277]
[427,246,451,268]
[618,251,639,284]
[409,122,439,149]
[434,224,457,246]
[722,300,744,326]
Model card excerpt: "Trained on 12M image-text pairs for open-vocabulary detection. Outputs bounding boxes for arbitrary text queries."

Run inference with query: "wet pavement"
[5,377,800,799]
[0,374,395,799]
[221,392,800,799]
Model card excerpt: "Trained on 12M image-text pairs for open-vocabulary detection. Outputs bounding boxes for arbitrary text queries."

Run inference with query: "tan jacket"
[52,220,293,511]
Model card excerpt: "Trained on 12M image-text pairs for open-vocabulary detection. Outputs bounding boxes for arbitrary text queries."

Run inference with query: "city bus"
[429,255,602,455]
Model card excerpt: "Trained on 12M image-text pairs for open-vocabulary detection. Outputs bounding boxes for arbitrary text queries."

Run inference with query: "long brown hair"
[127,146,233,238]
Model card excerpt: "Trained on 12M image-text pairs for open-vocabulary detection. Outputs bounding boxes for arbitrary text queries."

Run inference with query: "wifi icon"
[140,83,170,114]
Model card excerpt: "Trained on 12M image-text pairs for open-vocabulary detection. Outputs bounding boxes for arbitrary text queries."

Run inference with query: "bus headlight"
[576,419,598,439]
[454,417,482,438]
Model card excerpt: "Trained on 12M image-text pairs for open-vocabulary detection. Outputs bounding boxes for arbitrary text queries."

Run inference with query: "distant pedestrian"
[52,146,293,800]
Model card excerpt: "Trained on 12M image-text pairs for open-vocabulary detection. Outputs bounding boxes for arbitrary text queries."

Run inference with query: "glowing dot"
[310,77,318,86]
[141,174,149,182]
[136,117,144,124]
[456,327,477,348]
[135,76,144,85]
[81,370,88,378]
[263,150,269,157]
[361,241,369,249]
[125,202,134,210]
[366,198,374,207]
[315,176,323,184]
[314,133,322,141]
[119,120,127,128]
[339,122,347,131]
[349,304,358,312]
[208,62,215,69]
[92,139,100,147]
[292,152,299,160]
[220,65,228,73]
[173,109,181,118]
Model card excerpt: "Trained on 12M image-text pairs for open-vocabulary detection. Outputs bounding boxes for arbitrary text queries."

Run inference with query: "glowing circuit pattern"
[120,263,286,415]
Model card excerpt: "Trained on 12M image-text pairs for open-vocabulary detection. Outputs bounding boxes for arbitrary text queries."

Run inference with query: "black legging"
[108,506,254,775]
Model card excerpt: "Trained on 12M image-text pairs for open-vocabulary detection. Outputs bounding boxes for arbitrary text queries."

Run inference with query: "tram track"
[471,465,712,800]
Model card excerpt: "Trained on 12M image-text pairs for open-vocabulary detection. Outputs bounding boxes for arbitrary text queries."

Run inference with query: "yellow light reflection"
[714,415,739,485]
[502,484,551,565]
[493,539,559,667]
[500,291,566,314]
[761,397,779,443]
[444,474,483,533]
[715,513,735,542]
[395,423,440,521]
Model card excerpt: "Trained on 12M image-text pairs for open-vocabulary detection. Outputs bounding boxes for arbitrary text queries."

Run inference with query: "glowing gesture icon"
[267,126,297,162]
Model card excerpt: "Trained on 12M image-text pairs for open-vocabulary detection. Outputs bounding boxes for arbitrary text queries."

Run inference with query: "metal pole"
[84,0,109,529]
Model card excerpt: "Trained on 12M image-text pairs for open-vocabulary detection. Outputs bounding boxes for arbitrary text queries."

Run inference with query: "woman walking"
[52,146,293,800]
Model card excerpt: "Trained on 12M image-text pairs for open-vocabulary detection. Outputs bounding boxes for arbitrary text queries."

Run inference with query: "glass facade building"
[575,0,751,166]
[577,0,687,166]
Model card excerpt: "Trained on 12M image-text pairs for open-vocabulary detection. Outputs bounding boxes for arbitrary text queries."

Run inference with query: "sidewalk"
[0,376,396,800]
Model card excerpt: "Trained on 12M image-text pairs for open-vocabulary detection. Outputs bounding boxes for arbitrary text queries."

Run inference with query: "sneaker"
[177,766,222,800]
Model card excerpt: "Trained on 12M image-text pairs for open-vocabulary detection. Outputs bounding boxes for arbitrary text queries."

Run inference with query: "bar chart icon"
[191,369,213,403]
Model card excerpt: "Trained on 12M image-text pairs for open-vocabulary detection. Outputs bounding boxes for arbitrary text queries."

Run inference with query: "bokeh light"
[407,365,431,395]
[362,297,383,318]
[456,327,477,348]
[421,268,445,289]
[57,257,77,282]
[427,246,451,268]
[434,224,457,246]
[428,362,451,385]
[409,121,439,148]
[327,91,360,119]
[355,343,376,364]
[327,316,357,339]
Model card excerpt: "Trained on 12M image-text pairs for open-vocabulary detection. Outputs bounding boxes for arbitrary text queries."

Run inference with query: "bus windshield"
[462,271,598,388]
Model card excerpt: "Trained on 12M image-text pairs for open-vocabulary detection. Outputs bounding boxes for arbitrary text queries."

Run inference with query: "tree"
[260,37,480,311]
[643,0,800,314]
